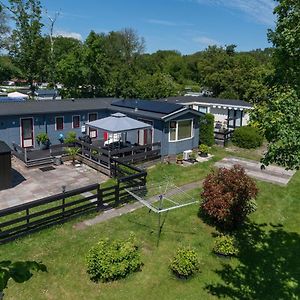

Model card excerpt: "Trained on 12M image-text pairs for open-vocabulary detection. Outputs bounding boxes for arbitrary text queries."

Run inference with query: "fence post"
[26,208,30,228]
[24,148,28,162]
[115,181,120,207]
[97,185,103,211]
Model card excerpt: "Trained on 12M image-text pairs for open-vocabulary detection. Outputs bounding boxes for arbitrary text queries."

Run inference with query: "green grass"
[2,145,299,299]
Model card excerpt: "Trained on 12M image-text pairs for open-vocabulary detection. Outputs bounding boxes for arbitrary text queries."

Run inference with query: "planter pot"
[176,159,183,164]
[39,142,50,150]
[200,153,208,158]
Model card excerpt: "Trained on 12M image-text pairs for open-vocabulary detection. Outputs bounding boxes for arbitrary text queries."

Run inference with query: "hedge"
[232,126,264,149]
[199,113,215,146]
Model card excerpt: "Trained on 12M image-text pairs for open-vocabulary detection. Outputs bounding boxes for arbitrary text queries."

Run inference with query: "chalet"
[0,98,203,156]
[161,96,253,131]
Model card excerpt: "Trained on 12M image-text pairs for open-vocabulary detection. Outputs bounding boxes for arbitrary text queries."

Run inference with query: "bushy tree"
[201,165,258,230]
[8,0,44,93]
[199,113,214,146]
[268,0,300,94]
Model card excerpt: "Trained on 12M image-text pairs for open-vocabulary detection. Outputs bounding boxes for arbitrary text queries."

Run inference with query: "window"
[72,115,80,128]
[55,117,64,131]
[198,106,208,114]
[169,119,193,142]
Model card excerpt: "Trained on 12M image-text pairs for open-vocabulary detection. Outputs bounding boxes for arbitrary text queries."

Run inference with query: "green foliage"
[0,260,47,293]
[232,126,263,149]
[268,0,300,94]
[199,144,209,155]
[64,132,77,144]
[251,87,300,169]
[66,147,80,163]
[169,247,200,279]
[199,113,215,146]
[176,153,183,160]
[35,133,49,145]
[213,235,238,256]
[8,0,44,93]
[86,235,143,282]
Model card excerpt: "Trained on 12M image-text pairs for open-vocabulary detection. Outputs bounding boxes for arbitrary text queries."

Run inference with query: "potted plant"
[189,151,197,163]
[66,147,80,165]
[199,144,209,157]
[176,153,183,164]
[36,133,50,150]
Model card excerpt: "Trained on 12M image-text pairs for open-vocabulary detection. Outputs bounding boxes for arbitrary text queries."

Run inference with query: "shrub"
[232,126,263,149]
[169,247,200,279]
[200,165,258,230]
[213,235,239,257]
[64,131,77,144]
[199,113,215,146]
[86,235,143,282]
[199,144,209,155]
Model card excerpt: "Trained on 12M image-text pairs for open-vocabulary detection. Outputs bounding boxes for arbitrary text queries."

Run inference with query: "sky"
[7,0,277,54]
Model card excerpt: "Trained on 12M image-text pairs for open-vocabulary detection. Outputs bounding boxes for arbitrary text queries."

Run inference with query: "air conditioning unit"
[183,150,193,160]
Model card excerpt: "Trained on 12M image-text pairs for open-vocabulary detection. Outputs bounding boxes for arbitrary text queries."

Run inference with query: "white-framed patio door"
[21,118,34,148]
[137,119,154,146]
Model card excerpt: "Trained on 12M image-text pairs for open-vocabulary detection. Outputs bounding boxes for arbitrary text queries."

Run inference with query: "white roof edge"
[179,101,253,110]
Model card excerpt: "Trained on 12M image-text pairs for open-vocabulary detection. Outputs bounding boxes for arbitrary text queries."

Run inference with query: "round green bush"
[213,235,238,257]
[169,247,200,279]
[86,235,143,282]
[232,126,263,149]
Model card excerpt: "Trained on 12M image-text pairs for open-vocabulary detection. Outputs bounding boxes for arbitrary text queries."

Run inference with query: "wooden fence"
[0,159,146,244]
[214,130,234,147]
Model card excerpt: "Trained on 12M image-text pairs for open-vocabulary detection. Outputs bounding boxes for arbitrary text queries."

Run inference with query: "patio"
[0,156,108,209]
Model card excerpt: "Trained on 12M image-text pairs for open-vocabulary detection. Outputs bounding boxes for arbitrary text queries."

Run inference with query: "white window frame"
[55,116,64,131]
[169,119,194,142]
[72,115,80,129]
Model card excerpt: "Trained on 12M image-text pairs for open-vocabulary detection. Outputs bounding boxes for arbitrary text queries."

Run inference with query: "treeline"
[0,1,273,102]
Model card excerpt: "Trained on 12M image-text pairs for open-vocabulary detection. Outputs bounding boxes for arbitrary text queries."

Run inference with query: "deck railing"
[214,130,234,147]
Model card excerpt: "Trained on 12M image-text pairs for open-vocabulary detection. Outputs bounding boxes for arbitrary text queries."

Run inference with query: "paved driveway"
[215,157,296,186]
[0,157,108,210]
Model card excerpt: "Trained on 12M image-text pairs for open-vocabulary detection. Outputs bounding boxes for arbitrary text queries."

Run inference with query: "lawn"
[1,146,300,299]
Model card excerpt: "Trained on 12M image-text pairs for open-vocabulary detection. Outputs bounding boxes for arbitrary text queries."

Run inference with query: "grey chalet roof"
[86,113,152,133]
[161,96,253,108]
[0,98,115,117]
[0,97,204,120]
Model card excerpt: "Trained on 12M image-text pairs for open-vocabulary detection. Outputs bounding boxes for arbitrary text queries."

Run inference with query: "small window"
[72,115,80,128]
[55,117,64,131]
[198,106,207,113]
[169,119,193,142]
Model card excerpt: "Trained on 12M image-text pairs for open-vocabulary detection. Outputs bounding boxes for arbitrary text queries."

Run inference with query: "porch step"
[26,157,54,168]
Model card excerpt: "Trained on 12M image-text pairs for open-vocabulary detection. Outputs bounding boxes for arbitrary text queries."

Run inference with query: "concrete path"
[74,180,202,230]
[215,157,295,186]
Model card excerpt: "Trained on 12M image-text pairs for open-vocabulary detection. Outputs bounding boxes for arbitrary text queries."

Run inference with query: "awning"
[86,113,152,133]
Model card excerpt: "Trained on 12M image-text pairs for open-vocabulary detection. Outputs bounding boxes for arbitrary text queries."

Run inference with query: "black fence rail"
[0,160,146,244]
[214,130,234,147]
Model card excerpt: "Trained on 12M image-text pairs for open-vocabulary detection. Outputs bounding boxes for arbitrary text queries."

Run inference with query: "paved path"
[215,157,295,186]
[74,180,202,230]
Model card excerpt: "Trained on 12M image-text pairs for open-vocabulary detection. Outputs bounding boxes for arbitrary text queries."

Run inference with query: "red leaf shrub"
[200,165,258,230]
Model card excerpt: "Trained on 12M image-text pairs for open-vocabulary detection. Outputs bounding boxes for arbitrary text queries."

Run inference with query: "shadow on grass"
[206,222,300,299]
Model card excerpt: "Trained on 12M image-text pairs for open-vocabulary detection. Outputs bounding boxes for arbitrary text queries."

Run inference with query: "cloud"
[54,30,83,40]
[193,36,220,46]
[194,0,276,25]
[146,19,193,27]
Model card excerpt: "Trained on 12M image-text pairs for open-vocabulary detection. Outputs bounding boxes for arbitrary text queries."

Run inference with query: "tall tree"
[0,5,10,50]
[8,0,44,93]
[268,0,300,94]
[252,1,300,169]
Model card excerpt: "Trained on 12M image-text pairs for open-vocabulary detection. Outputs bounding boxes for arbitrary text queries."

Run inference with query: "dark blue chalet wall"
[162,112,200,156]
[0,110,109,148]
